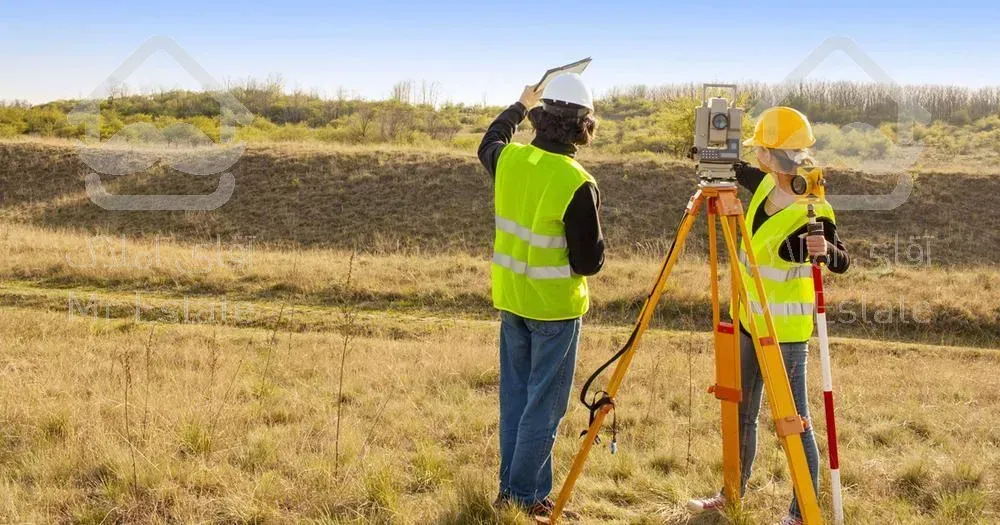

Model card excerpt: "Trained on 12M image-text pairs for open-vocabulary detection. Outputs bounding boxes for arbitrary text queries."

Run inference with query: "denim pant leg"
[737,330,765,496]
[499,311,533,495]
[783,342,820,520]
[507,316,581,505]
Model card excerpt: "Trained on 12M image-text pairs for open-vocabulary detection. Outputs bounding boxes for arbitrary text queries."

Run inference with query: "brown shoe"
[528,498,580,521]
[492,491,513,510]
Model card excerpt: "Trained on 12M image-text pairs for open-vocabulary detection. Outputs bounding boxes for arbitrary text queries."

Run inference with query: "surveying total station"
[537,85,826,524]
[692,83,744,182]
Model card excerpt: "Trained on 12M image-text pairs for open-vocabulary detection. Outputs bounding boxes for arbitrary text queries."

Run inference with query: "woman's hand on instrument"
[806,233,829,259]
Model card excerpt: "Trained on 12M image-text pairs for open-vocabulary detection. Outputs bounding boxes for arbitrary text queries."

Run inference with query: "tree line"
[1,78,998,153]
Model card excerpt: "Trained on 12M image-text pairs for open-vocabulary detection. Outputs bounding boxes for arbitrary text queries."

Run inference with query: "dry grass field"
[0,140,998,523]
[0,222,997,524]
[0,291,997,523]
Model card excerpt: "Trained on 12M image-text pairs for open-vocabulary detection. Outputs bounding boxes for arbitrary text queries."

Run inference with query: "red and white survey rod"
[808,204,845,524]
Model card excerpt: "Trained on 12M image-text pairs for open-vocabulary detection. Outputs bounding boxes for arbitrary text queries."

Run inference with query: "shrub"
[186,116,220,142]
[396,130,434,147]
[313,125,352,144]
[269,123,313,142]
[0,123,25,138]
[450,135,479,151]
[813,123,893,160]
[25,108,65,135]
[162,122,206,146]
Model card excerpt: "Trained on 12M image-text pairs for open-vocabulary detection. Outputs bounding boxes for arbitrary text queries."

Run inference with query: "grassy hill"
[0,140,998,523]
[0,140,995,267]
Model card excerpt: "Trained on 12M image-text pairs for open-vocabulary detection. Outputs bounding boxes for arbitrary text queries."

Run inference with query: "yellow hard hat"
[743,106,816,149]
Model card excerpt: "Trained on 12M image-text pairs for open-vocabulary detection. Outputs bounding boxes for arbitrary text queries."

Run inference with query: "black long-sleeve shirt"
[735,163,850,273]
[478,103,605,276]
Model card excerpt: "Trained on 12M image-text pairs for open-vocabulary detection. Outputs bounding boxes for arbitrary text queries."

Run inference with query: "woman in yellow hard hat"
[686,107,851,525]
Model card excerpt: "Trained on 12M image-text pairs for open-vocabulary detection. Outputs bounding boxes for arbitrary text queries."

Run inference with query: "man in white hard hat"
[478,73,602,519]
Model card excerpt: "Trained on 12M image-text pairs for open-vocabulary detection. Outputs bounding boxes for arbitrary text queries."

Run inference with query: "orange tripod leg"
[707,199,742,505]
[708,201,743,505]
[538,192,706,524]
[719,213,823,525]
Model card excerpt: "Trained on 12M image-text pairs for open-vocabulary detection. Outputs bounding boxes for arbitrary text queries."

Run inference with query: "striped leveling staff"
[810,220,845,525]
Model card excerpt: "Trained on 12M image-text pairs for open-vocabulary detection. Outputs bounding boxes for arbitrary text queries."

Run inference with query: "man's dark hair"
[528,106,598,146]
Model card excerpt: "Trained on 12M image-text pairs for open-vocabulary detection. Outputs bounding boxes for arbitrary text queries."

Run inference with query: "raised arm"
[734,161,768,193]
[477,86,543,178]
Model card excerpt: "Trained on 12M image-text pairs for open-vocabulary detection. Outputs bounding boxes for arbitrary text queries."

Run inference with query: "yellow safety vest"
[492,143,595,321]
[737,174,835,342]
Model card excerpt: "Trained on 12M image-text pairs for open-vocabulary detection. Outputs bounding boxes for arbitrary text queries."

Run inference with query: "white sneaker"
[777,516,804,525]
[686,493,726,514]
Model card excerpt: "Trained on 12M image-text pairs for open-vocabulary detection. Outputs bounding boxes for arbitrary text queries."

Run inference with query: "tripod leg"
[719,214,823,525]
[540,192,706,525]
[708,202,721,332]
[708,205,742,504]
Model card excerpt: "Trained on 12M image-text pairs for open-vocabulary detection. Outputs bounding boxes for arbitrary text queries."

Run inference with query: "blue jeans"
[736,330,819,520]
[498,310,580,506]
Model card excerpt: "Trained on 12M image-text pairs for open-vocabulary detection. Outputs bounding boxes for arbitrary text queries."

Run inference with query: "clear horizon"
[3,1,999,105]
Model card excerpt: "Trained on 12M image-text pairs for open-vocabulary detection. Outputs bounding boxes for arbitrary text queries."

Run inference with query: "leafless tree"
[419,80,440,107]
[390,80,414,104]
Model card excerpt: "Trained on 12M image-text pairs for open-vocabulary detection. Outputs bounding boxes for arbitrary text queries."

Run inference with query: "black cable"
[578,210,689,419]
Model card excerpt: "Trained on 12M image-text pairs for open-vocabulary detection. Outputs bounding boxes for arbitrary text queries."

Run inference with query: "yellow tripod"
[538,181,823,524]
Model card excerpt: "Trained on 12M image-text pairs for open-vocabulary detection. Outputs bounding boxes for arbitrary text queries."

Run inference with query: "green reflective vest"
[736,174,834,342]
[492,143,595,321]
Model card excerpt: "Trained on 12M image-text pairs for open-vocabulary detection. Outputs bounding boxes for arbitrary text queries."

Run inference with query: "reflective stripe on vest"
[737,250,814,282]
[492,253,571,280]
[495,216,568,249]
[748,300,815,316]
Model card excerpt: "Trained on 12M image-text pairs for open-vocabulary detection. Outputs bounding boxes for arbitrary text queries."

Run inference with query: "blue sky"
[1,0,999,105]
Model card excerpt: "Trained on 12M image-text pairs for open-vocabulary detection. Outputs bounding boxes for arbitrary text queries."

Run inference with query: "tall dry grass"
[0,220,996,522]
[0,305,996,523]
[0,222,996,347]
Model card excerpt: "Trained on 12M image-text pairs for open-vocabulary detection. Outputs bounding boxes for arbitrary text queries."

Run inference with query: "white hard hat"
[542,73,593,113]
